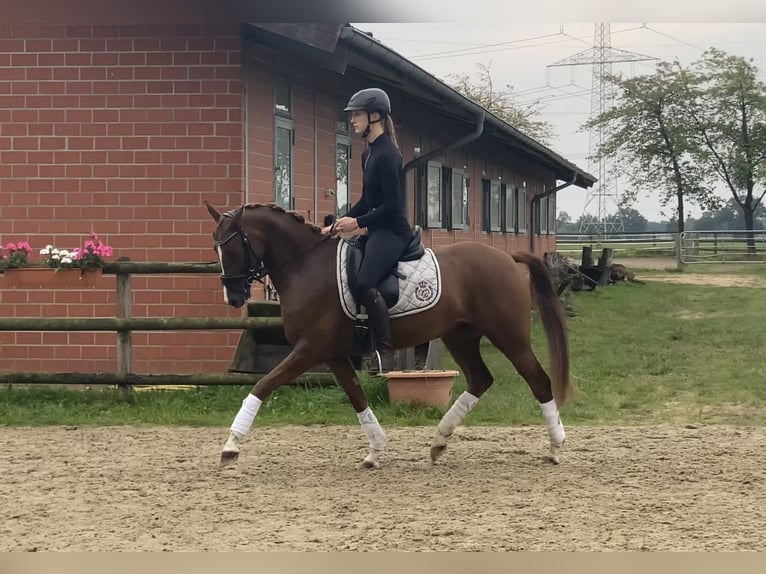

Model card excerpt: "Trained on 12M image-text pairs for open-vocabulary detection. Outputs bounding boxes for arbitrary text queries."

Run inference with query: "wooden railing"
[0,262,334,396]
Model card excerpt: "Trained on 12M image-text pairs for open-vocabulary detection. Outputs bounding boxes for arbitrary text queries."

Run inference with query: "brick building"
[0,6,594,376]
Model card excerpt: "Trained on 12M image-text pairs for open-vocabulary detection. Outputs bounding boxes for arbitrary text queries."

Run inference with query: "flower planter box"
[383,370,459,409]
[2,268,103,288]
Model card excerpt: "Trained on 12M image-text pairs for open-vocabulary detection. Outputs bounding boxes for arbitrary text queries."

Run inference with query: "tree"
[689,198,766,231]
[448,62,555,145]
[617,207,648,233]
[556,211,578,233]
[684,49,766,253]
[581,61,721,234]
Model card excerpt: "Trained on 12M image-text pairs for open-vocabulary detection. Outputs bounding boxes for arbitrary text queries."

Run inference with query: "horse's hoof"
[360,459,380,470]
[219,450,239,468]
[430,443,447,463]
[545,444,562,465]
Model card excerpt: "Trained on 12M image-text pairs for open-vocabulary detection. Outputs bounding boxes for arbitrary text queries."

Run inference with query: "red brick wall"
[0,23,246,374]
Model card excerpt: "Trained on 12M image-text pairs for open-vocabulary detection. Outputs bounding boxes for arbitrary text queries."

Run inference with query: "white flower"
[39,248,50,255]
[51,248,60,255]
[50,254,60,260]
[61,257,72,264]
[58,250,70,257]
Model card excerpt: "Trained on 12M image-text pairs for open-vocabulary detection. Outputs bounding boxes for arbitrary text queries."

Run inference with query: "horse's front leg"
[327,357,387,469]
[220,343,318,468]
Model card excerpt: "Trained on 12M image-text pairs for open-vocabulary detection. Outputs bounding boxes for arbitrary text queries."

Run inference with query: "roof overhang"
[246,23,597,189]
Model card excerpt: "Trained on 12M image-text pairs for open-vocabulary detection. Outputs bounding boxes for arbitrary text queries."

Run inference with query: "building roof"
[247,23,597,189]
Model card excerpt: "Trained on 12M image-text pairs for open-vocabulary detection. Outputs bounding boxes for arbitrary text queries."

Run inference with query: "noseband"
[214,221,267,289]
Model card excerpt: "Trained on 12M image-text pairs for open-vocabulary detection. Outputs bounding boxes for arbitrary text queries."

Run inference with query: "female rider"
[322,87,412,373]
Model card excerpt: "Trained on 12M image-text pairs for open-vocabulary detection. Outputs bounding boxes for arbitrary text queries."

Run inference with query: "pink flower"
[6,243,17,251]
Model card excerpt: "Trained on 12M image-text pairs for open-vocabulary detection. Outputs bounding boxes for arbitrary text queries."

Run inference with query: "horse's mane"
[240,202,323,234]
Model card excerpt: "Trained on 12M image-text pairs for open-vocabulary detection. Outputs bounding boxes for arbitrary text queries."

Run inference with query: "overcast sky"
[352,22,766,222]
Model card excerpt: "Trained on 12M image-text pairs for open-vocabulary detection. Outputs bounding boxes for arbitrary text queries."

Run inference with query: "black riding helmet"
[343,87,391,117]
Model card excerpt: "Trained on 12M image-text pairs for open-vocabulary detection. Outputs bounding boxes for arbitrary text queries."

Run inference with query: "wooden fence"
[0,261,335,396]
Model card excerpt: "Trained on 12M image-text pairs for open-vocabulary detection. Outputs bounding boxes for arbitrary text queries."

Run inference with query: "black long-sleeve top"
[345,133,411,239]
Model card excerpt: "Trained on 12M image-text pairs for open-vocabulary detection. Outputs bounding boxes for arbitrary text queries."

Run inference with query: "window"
[450,169,468,230]
[535,194,550,235]
[274,118,293,209]
[275,77,292,117]
[427,162,443,228]
[481,179,502,232]
[549,193,557,234]
[503,185,517,233]
[489,180,502,231]
[517,187,527,233]
[336,106,349,135]
[335,136,351,216]
[273,78,293,209]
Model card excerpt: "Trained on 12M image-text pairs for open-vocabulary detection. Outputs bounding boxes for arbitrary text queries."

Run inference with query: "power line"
[642,25,705,52]
[409,31,564,60]
[405,24,659,62]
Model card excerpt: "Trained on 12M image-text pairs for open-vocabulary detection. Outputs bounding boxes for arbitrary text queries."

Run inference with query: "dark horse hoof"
[219,450,239,468]
[430,444,447,463]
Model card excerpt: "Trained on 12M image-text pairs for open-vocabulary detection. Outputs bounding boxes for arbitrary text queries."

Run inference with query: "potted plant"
[0,241,32,271]
[383,368,459,409]
[2,233,113,288]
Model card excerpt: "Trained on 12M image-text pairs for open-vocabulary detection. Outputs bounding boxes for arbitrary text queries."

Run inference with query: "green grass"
[2,267,765,428]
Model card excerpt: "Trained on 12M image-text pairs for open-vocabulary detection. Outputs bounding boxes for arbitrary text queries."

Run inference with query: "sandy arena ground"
[1,424,764,551]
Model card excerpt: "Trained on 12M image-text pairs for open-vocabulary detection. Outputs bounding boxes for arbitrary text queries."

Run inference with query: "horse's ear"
[204,200,221,223]
[230,207,243,227]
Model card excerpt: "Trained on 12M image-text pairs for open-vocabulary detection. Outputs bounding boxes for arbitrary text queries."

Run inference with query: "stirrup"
[374,348,396,375]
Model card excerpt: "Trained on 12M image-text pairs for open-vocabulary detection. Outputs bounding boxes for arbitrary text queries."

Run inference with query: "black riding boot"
[362,288,396,374]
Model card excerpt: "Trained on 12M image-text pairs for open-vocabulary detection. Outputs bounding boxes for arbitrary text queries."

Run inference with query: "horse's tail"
[511,251,573,407]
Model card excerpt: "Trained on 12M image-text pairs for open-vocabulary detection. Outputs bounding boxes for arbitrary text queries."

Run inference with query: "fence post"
[116,272,133,399]
[597,248,613,285]
[581,246,593,268]
[675,234,686,270]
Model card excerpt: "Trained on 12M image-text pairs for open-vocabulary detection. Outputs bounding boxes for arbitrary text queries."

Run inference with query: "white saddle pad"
[336,239,442,320]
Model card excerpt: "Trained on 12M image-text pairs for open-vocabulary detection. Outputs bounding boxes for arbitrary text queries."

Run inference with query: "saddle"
[346,226,425,308]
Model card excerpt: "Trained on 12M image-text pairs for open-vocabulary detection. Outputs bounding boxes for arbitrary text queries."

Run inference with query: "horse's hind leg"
[327,356,387,470]
[488,336,566,464]
[430,326,491,463]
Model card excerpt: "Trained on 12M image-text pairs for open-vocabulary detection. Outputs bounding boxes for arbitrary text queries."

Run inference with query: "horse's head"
[205,201,266,308]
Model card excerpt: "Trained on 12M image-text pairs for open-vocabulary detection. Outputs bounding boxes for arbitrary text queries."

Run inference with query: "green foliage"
[447,62,555,145]
[582,49,766,239]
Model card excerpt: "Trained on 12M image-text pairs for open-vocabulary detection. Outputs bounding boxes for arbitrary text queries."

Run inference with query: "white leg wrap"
[230,394,262,439]
[357,407,387,451]
[540,399,566,447]
[437,391,479,438]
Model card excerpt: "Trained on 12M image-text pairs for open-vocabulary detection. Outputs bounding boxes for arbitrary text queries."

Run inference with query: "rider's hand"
[333,217,359,234]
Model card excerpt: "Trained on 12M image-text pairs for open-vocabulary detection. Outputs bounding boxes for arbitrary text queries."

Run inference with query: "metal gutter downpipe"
[530,170,578,253]
[401,111,485,223]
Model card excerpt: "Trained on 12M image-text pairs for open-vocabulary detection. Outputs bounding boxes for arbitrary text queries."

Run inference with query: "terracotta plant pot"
[2,267,103,288]
[383,370,459,409]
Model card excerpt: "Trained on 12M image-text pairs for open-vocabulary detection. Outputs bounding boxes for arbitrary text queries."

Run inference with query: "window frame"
[274,115,293,210]
[503,184,517,233]
[426,161,444,229]
[274,76,292,118]
[517,186,528,233]
[449,168,469,231]
[335,134,351,217]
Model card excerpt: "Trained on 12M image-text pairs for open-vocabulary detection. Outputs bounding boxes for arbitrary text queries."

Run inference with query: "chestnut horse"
[206,202,572,469]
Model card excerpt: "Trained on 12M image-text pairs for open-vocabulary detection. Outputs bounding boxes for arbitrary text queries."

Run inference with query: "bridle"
[214,210,331,293]
[214,216,267,290]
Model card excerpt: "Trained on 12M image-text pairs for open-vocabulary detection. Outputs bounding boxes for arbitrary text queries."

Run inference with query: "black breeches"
[353,229,408,300]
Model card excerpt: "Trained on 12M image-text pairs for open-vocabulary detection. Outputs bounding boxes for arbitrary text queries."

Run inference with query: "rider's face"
[350,110,368,134]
